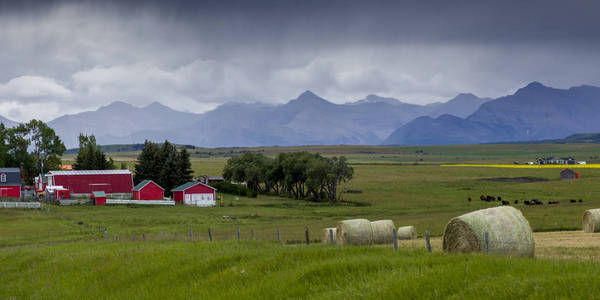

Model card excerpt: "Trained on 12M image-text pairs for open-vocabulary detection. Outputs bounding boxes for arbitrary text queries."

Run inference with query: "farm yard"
[3,143,600,298]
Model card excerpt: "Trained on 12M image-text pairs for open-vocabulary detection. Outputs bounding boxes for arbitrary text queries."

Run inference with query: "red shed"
[171,182,217,207]
[91,191,106,206]
[0,168,22,198]
[46,170,133,196]
[132,180,164,200]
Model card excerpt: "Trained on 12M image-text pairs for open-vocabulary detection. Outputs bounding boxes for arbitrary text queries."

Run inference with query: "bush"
[213,181,257,198]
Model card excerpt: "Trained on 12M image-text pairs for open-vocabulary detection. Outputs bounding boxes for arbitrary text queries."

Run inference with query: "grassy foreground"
[2,240,599,299]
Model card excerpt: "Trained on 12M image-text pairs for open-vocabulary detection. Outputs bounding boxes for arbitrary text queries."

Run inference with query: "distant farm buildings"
[535,157,586,165]
[171,182,217,207]
[0,168,21,198]
[560,168,579,180]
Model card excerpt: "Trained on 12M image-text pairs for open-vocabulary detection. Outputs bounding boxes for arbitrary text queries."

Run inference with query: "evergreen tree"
[134,140,160,184]
[175,147,194,186]
[73,134,114,170]
[159,150,179,196]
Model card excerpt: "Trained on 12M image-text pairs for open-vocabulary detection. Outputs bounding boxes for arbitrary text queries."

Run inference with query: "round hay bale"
[335,219,373,246]
[443,206,534,257]
[397,226,417,240]
[371,220,395,244]
[322,228,337,243]
[583,209,600,233]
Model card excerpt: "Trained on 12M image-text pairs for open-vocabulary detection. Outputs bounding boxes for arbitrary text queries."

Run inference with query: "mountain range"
[383,82,600,145]
[1,81,598,147]
[0,90,490,148]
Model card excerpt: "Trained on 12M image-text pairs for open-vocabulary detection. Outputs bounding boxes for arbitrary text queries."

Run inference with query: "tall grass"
[1,241,599,299]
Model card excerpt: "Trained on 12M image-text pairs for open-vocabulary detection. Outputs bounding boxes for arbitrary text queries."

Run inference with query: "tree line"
[0,120,66,183]
[222,152,353,202]
[73,134,116,170]
[134,140,194,196]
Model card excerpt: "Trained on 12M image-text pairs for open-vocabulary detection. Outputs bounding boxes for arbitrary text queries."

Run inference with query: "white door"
[184,194,191,205]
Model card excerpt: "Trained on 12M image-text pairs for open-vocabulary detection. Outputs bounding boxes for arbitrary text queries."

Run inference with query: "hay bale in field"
[443,206,534,257]
[397,226,417,240]
[582,209,600,233]
[370,220,395,244]
[335,219,373,246]
[322,228,336,243]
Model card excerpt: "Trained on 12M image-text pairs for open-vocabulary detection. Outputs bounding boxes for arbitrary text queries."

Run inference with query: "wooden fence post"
[208,228,212,242]
[277,228,281,243]
[329,229,335,245]
[105,230,108,241]
[305,226,310,245]
[190,227,193,241]
[142,232,145,241]
[251,229,255,240]
[393,228,398,250]
[425,230,432,253]
[132,232,135,241]
[115,234,119,241]
[237,227,241,240]
[485,232,489,254]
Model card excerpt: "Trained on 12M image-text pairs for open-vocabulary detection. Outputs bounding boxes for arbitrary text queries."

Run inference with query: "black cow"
[468,197,472,202]
[502,200,510,206]
[524,200,531,205]
[514,200,519,204]
[570,199,577,203]
[480,195,486,201]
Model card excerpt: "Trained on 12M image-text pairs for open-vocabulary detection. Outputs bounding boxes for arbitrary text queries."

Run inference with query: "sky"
[1,0,600,122]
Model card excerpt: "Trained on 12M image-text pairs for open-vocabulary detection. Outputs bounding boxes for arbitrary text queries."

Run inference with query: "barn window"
[0,173,5,183]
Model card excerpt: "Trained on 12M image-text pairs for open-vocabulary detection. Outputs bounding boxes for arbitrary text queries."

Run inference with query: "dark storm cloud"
[0,0,599,121]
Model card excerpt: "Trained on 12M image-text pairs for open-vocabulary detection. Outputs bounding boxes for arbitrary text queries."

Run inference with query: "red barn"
[171,182,217,207]
[0,168,21,198]
[91,191,106,206]
[132,180,164,200]
[46,170,133,196]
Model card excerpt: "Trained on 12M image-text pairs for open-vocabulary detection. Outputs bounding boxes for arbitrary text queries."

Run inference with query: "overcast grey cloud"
[0,0,599,121]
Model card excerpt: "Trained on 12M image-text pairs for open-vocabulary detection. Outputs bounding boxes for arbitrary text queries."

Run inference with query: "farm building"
[171,182,217,207]
[91,191,106,206]
[198,175,225,185]
[132,180,164,200]
[46,170,133,197]
[560,168,578,180]
[0,168,21,198]
[46,185,70,200]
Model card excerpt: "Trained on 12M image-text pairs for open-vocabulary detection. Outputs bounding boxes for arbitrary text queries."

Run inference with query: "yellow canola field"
[441,164,600,168]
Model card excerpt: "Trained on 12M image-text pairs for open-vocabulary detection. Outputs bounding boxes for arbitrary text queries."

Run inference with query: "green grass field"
[3,241,600,299]
[4,143,600,298]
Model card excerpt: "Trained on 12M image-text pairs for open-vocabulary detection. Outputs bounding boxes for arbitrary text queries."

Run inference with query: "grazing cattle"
[532,199,543,205]
[486,195,496,202]
[514,200,519,204]
[570,199,577,203]
[524,200,531,205]
[502,200,510,205]
[547,201,560,205]
[579,199,583,203]
[480,195,486,201]
[468,197,472,202]
[498,196,502,202]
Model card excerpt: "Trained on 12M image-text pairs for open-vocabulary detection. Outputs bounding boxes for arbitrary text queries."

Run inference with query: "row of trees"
[134,140,194,195]
[223,152,353,202]
[0,120,66,183]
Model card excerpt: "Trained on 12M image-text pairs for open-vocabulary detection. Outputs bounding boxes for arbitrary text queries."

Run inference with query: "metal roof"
[132,180,164,191]
[171,181,217,192]
[0,168,20,173]
[92,191,106,197]
[47,170,132,176]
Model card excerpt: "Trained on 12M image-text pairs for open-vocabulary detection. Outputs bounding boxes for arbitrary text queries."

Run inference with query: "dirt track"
[395,231,600,260]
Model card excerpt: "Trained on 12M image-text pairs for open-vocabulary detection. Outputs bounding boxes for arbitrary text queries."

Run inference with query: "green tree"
[133,140,160,184]
[26,119,66,174]
[175,147,194,186]
[73,134,113,170]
